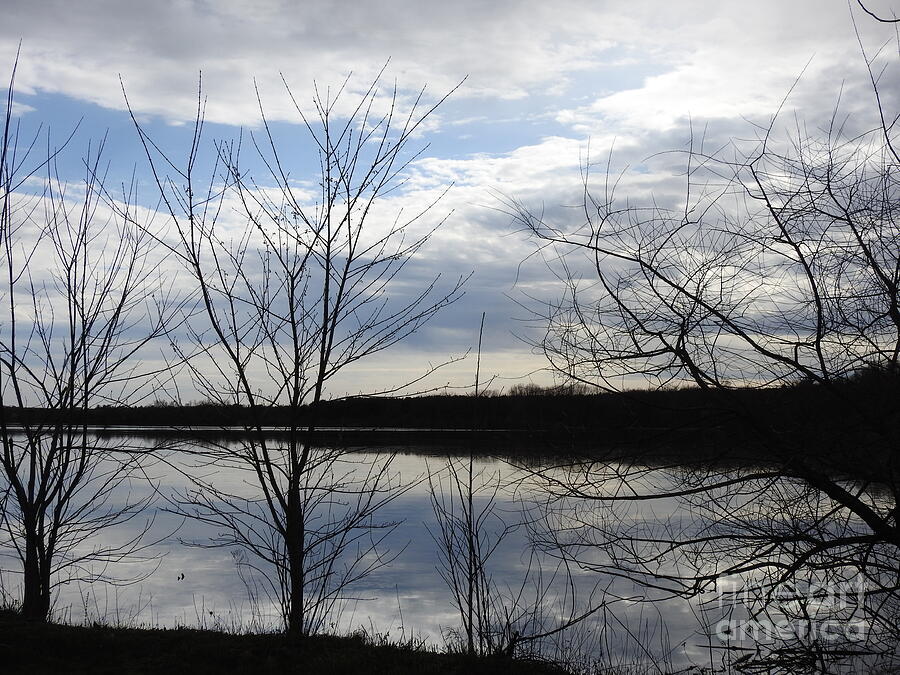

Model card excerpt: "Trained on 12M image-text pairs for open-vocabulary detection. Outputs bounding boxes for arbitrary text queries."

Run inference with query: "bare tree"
[0,60,178,622]
[128,70,467,635]
[429,455,522,656]
[428,315,604,660]
[505,17,900,673]
[428,456,608,660]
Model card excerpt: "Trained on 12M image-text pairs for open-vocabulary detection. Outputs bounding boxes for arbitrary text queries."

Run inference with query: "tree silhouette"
[128,69,467,635]
[507,16,900,672]
[0,58,180,621]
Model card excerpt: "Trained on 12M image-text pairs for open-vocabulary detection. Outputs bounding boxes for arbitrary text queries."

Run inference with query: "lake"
[2,432,890,673]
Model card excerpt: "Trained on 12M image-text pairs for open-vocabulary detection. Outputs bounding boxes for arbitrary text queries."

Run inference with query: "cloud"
[4,1,889,130]
[10,99,34,116]
[1,0,620,126]
[550,2,897,137]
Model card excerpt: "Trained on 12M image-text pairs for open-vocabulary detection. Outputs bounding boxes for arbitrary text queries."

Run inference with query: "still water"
[4,433,883,672]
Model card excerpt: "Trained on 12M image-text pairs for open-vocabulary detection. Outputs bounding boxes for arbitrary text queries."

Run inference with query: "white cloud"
[4,1,888,129]
[550,2,896,137]
[10,99,34,116]
[1,0,620,126]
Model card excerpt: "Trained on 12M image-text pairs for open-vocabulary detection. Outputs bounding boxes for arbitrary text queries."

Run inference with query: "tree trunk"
[285,484,305,637]
[22,528,50,621]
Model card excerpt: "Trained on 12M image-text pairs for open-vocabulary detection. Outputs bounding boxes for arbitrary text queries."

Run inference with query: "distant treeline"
[5,371,897,455]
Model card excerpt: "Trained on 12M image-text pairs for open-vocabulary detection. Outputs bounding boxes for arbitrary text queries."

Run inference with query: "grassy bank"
[0,610,570,675]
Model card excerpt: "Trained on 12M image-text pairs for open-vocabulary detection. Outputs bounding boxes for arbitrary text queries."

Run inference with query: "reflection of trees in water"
[529,459,899,672]
[172,441,406,637]
[427,453,608,662]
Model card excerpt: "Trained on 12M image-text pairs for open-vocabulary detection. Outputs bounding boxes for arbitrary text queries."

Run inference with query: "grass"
[0,609,571,674]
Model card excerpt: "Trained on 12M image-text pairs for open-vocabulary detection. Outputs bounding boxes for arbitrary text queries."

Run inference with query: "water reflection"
[4,434,890,671]
[0,437,699,670]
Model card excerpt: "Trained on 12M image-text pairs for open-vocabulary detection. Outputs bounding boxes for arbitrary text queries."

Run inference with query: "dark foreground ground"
[0,610,569,675]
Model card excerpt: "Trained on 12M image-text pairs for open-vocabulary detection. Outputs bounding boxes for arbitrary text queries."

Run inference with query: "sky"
[2,0,898,399]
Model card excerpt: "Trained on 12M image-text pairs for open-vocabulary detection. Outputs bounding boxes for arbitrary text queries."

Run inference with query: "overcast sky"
[2,0,898,397]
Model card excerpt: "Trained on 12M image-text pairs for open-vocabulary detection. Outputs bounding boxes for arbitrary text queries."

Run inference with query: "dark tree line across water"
[7,370,897,473]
